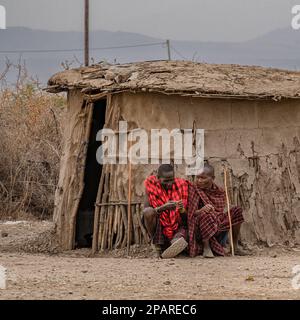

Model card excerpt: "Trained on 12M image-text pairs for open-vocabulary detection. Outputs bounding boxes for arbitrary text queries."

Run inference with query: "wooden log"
[106,205,111,250]
[108,204,114,249]
[99,171,110,251]
[127,161,133,254]
[108,164,116,250]
[117,185,128,249]
[112,207,117,249]
[114,206,122,249]
[101,208,108,251]
[113,205,119,234]
[118,207,123,249]
[118,219,124,249]
[98,173,109,249]
[92,165,106,254]
[83,92,107,102]
[114,208,120,249]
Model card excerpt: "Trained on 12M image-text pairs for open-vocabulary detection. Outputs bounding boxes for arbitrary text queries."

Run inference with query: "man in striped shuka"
[142,164,189,259]
[187,164,248,258]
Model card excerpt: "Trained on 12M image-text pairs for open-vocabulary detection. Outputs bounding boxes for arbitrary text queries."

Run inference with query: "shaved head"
[199,164,215,178]
[158,164,174,178]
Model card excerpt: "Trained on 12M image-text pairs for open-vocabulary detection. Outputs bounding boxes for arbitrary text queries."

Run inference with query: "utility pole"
[166,39,171,61]
[84,0,89,66]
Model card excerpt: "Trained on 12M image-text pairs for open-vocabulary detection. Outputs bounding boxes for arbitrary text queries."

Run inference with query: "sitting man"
[143,164,189,259]
[188,164,246,258]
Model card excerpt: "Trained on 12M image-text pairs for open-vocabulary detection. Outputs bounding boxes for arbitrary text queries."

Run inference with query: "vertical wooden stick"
[224,166,234,257]
[117,185,128,249]
[101,208,108,250]
[99,172,110,251]
[91,166,105,255]
[114,206,122,249]
[127,158,132,255]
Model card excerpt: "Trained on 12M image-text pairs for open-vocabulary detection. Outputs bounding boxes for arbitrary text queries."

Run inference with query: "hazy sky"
[1,0,299,41]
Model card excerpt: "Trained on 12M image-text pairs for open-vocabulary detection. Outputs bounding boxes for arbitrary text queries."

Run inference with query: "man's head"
[196,164,215,189]
[157,164,175,189]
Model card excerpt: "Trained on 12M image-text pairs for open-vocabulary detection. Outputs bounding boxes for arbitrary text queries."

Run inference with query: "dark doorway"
[75,99,106,248]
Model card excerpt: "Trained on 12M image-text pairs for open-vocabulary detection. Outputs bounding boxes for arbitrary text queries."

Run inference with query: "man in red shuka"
[187,164,247,258]
[143,164,189,259]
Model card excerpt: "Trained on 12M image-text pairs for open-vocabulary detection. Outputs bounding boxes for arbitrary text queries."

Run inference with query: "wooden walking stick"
[223,164,235,257]
[127,146,133,255]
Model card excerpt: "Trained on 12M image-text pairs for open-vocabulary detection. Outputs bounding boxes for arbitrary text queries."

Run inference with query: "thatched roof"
[47,60,300,100]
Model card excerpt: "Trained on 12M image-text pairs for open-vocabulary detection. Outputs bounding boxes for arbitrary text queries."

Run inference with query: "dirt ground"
[1,220,300,300]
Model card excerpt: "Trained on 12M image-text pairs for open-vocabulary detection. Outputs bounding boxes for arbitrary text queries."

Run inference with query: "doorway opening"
[75,99,106,248]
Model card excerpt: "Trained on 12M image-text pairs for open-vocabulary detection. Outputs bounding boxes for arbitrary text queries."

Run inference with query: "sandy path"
[1,251,300,300]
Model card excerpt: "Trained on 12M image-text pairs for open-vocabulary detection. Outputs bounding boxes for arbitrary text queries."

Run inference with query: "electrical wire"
[0,42,166,54]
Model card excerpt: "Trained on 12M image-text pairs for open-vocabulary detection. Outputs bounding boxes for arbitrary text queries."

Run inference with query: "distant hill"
[1,26,300,84]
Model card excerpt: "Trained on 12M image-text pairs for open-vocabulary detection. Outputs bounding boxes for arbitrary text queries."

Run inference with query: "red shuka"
[144,175,189,240]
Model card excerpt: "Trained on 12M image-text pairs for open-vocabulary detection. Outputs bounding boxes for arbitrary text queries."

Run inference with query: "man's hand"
[176,200,184,210]
[195,204,214,215]
[224,205,235,214]
[156,201,177,213]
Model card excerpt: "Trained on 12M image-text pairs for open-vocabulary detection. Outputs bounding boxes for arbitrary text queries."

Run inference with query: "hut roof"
[47,60,300,100]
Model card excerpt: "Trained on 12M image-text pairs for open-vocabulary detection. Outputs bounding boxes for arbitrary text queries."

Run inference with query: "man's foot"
[161,237,188,259]
[151,244,162,258]
[230,246,249,256]
[203,246,215,258]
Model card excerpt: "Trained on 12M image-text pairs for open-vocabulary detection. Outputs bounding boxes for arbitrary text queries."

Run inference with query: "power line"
[170,45,188,60]
[0,42,166,54]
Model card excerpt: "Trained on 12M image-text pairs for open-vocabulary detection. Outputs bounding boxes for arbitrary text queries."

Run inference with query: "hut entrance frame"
[75,98,107,248]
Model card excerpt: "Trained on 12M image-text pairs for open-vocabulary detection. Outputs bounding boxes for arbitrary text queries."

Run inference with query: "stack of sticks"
[92,164,149,254]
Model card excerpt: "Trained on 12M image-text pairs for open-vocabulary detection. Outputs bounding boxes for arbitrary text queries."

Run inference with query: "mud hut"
[47,60,300,252]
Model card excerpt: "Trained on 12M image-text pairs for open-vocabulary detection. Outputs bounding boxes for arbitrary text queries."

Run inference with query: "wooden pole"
[84,0,89,66]
[223,165,234,256]
[117,185,128,249]
[166,40,171,61]
[91,165,105,255]
[99,172,110,251]
[127,152,132,255]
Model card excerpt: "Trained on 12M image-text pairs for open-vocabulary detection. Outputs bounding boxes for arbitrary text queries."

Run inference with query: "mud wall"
[109,92,300,246]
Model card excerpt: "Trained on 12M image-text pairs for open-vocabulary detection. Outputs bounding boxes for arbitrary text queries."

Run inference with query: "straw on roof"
[47,60,300,100]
